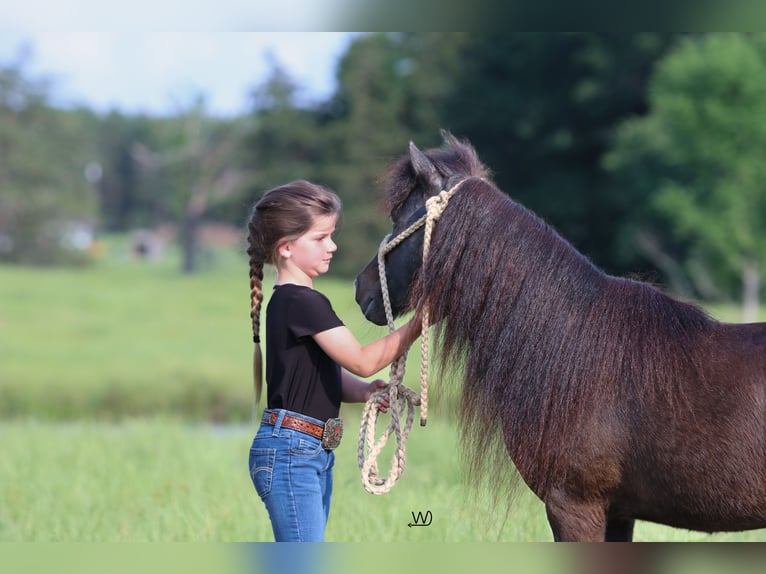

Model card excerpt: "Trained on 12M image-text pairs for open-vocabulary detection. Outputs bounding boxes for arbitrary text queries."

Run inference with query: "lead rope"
[357,179,472,494]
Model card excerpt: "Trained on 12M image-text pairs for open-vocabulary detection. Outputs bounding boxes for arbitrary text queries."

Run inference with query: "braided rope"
[357,179,471,495]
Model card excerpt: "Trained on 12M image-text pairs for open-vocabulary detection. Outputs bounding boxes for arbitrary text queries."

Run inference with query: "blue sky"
[0,32,358,116]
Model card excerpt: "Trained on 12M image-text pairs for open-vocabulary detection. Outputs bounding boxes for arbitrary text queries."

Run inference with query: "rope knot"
[425,189,452,221]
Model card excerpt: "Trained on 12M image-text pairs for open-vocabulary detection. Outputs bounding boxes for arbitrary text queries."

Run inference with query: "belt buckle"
[321,418,343,450]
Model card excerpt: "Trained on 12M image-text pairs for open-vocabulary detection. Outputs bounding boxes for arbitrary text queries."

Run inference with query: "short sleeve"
[287,287,344,338]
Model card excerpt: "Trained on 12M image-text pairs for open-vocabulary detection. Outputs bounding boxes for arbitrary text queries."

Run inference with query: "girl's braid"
[247,221,265,418]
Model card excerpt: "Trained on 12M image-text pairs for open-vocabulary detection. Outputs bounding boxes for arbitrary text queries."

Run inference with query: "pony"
[354,131,766,541]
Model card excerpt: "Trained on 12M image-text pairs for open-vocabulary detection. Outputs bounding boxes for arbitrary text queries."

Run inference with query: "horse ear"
[409,141,443,191]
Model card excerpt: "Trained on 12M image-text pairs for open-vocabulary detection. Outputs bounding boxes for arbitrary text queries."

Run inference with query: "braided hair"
[246,180,342,415]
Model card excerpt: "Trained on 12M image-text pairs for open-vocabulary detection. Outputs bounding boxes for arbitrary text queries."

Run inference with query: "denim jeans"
[249,409,335,542]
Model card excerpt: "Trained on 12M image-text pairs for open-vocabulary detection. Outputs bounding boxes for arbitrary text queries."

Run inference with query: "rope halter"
[357,177,474,495]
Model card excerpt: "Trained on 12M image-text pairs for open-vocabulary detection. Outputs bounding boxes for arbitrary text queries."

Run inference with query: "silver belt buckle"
[321,417,343,449]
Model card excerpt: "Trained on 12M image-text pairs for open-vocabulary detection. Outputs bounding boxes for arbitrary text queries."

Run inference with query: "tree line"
[1,33,764,317]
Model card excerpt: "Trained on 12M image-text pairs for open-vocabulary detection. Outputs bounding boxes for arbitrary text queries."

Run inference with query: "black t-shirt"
[265,284,344,421]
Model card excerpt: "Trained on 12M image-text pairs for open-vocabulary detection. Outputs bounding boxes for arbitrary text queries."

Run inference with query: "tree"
[132,96,250,274]
[441,33,677,276]
[0,51,97,265]
[94,111,159,231]
[608,33,766,321]
[322,33,421,276]
[239,59,328,202]
[317,33,469,276]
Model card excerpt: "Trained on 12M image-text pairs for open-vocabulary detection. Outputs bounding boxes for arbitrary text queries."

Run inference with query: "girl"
[246,180,420,542]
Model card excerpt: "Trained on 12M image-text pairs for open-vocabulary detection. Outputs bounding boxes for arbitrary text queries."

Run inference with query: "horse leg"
[545,491,607,541]
[605,518,635,541]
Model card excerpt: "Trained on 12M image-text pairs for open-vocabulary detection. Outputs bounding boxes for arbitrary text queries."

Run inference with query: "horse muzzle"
[354,273,388,326]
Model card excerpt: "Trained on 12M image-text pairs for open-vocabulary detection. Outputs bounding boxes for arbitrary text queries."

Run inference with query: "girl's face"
[277,213,338,284]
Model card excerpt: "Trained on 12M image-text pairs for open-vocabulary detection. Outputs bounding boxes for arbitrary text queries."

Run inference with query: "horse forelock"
[409,178,716,498]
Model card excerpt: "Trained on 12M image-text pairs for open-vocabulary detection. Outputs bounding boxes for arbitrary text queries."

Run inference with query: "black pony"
[354,132,766,541]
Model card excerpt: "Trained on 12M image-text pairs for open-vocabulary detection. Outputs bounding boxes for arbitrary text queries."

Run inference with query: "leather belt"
[262,410,324,440]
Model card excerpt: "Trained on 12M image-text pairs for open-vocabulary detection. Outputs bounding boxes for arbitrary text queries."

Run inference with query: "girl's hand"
[366,379,390,413]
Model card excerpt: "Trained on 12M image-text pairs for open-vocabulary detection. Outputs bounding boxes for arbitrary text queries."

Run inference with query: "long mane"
[388,139,715,498]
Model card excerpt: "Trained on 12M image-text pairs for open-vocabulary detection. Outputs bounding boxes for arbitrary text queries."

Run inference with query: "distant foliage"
[608,33,766,315]
[0,60,98,265]
[3,33,764,309]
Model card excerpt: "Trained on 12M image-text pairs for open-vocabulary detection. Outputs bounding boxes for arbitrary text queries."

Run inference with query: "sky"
[0,32,359,116]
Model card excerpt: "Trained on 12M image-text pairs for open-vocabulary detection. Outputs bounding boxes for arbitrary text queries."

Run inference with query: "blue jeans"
[249,409,335,541]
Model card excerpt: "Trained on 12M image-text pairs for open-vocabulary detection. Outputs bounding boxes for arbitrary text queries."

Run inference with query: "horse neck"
[422,188,604,326]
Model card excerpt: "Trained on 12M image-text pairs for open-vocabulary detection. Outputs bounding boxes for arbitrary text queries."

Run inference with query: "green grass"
[0,244,405,421]
[0,413,527,542]
[2,413,763,542]
[0,418,256,541]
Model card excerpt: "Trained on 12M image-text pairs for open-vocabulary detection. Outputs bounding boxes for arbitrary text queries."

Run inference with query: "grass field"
[0,241,406,422]
[3,413,764,542]
[1,240,765,542]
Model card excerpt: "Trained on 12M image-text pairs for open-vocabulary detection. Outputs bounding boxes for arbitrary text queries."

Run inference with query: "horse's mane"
[386,137,716,499]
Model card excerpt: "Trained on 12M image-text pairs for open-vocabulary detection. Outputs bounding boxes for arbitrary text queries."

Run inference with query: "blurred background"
[2,32,766,546]
[3,33,766,310]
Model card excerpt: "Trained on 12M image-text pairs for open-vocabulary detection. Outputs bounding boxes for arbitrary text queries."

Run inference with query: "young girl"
[246,180,420,542]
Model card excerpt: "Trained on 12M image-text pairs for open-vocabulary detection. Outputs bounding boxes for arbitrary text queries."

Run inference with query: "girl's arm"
[313,317,420,379]
[340,370,388,404]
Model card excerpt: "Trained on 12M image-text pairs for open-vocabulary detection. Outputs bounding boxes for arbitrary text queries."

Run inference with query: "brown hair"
[246,180,342,414]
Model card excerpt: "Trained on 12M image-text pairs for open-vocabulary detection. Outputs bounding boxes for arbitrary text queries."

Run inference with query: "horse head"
[354,132,489,325]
